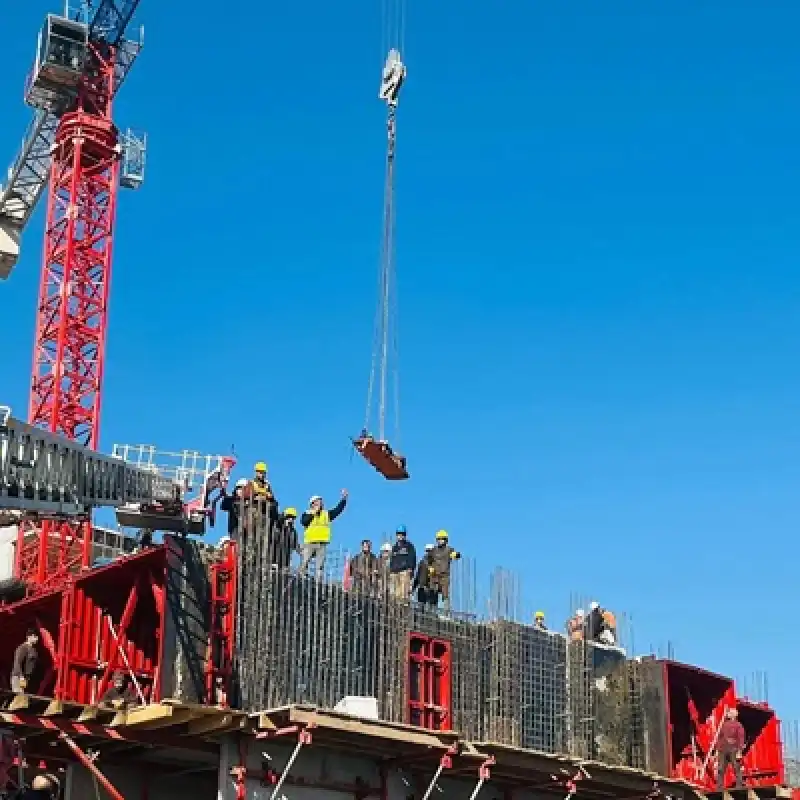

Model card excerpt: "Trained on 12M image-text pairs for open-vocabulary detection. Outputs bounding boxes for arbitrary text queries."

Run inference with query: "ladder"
[0,405,177,517]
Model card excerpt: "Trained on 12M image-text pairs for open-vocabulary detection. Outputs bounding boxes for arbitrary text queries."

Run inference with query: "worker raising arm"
[299,490,348,580]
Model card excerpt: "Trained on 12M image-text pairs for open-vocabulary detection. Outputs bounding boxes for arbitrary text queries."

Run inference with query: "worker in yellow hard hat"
[245,460,277,538]
[533,610,548,631]
[428,530,460,613]
[272,506,298,571]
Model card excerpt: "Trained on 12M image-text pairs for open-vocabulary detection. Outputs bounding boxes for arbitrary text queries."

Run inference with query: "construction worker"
[10,629,38,694]
[533,611,547,631]
[429,530,460,612]
[351,539,381,593]
[220,478,248,537]
[599,607,617,645]
[389,525,416,600]
[587,601,604,641]
[273,507,298,571]
[567,610,585,641]
[299,490,348,579]
[100,670,139,709]
[412,543,436,607]
[716,708,746,789]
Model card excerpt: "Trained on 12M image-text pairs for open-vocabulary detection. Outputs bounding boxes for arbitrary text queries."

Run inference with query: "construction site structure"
[0,423,794,800]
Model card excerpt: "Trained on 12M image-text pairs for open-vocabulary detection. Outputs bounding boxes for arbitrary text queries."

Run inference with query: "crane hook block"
[352,433,409,481]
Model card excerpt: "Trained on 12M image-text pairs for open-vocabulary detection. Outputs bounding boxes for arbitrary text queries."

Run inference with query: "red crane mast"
[0,3,145,592]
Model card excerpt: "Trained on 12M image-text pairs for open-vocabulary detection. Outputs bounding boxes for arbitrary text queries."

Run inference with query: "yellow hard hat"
[435,529,448,540]
[284,507,297,518]
[535,610,545,619]
[254,461,267,473]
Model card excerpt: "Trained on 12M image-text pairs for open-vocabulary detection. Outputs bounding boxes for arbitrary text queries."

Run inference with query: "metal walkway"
[0,405,177,517]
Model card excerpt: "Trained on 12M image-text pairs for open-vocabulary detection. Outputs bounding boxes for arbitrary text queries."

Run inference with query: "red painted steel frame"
[660,660,787,792]
[20,42,120,594]
[406,632,452,731]
[0,548,166,704]
[207,539,237,705]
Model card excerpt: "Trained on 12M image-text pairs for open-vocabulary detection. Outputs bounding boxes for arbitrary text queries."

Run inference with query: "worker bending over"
[412,543,436,607]
[10,629,38,694]
[389,526,417,600]
[100,670,139,709]
[567,610,585,641]
[429,530,460,612]
[716,708,746,790]
[351,539,381,593]
[299,490,348,579]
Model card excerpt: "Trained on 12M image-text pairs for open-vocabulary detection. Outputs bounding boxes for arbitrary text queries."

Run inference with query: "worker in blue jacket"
[389,525,416,600]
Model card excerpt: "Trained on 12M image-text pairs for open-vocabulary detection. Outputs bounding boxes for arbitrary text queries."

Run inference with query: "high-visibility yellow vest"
[251,479,271,498]
[305,510,331,544]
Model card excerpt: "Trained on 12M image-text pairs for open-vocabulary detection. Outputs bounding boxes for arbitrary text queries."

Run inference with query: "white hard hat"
[219,535,231,544]
[380,542,392,552]
[575,609,585,616]
[309,495,322,504]
[424,543,434,551]
[235,478,247,488]
[589,601,599,610]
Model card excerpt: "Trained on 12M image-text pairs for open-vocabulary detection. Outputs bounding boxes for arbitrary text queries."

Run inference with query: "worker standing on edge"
[274,507,299,571]
[220,478,248,537]
[299,490,348,579]
[412,543,435,607]
[429,530,460,612]
[389,525,416,600]
[533,611,547,631]
[379,541,392,591]
[716,708,746,790]
[351,539,381,593]
[10,629,38,694]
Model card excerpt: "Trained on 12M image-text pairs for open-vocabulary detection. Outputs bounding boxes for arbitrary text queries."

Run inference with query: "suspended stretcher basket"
[353,435,409,481]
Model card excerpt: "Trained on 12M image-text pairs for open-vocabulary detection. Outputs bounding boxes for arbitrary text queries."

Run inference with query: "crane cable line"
[364,0,407,444]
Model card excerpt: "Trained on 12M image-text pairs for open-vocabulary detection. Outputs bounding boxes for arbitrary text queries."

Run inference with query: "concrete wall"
[217,736,530,800]
[65,761,217,800]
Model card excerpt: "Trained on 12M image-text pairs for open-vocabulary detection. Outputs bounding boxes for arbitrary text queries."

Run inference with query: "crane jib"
[88,0,141,46]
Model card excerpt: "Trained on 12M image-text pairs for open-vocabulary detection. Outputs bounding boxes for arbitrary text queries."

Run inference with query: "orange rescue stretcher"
[352,433,409,481]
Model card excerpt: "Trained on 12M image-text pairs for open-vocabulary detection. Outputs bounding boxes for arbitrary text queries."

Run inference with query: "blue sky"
[2,1,799,723]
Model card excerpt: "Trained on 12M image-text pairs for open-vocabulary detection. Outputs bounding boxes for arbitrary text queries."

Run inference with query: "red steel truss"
[20,43,119,593]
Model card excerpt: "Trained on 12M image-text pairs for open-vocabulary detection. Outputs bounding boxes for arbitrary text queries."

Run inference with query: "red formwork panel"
[737,700,784,787]
[654,660,786,792]
[0,547,167,705]
[407,632,452,731]
[663,660,737,788]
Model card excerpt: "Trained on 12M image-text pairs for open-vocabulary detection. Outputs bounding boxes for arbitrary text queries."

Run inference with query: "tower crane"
[353,11,409,482]
[0,0,147,593]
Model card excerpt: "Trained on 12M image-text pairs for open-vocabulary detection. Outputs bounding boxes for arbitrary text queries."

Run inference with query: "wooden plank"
[8,695,30,712]
[286,707,464,750]
[124,704,175,725]
[188,713,246,737]
[257,713,277,731]
[126,709,198,731]
[77,706,99,722]
[43,700,63,717]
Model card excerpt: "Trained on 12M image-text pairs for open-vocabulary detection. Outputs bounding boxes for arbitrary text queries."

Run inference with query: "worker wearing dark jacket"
[11,629,39,694]
[351,540,381,593]
[299,490,348,579]
[100,671,139,709]
[429,530,460,612]
[389,526,416,600]
[273,507,299,570]
[412,544,436,607]
[716,708,746,789]
[220,479,248,536]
